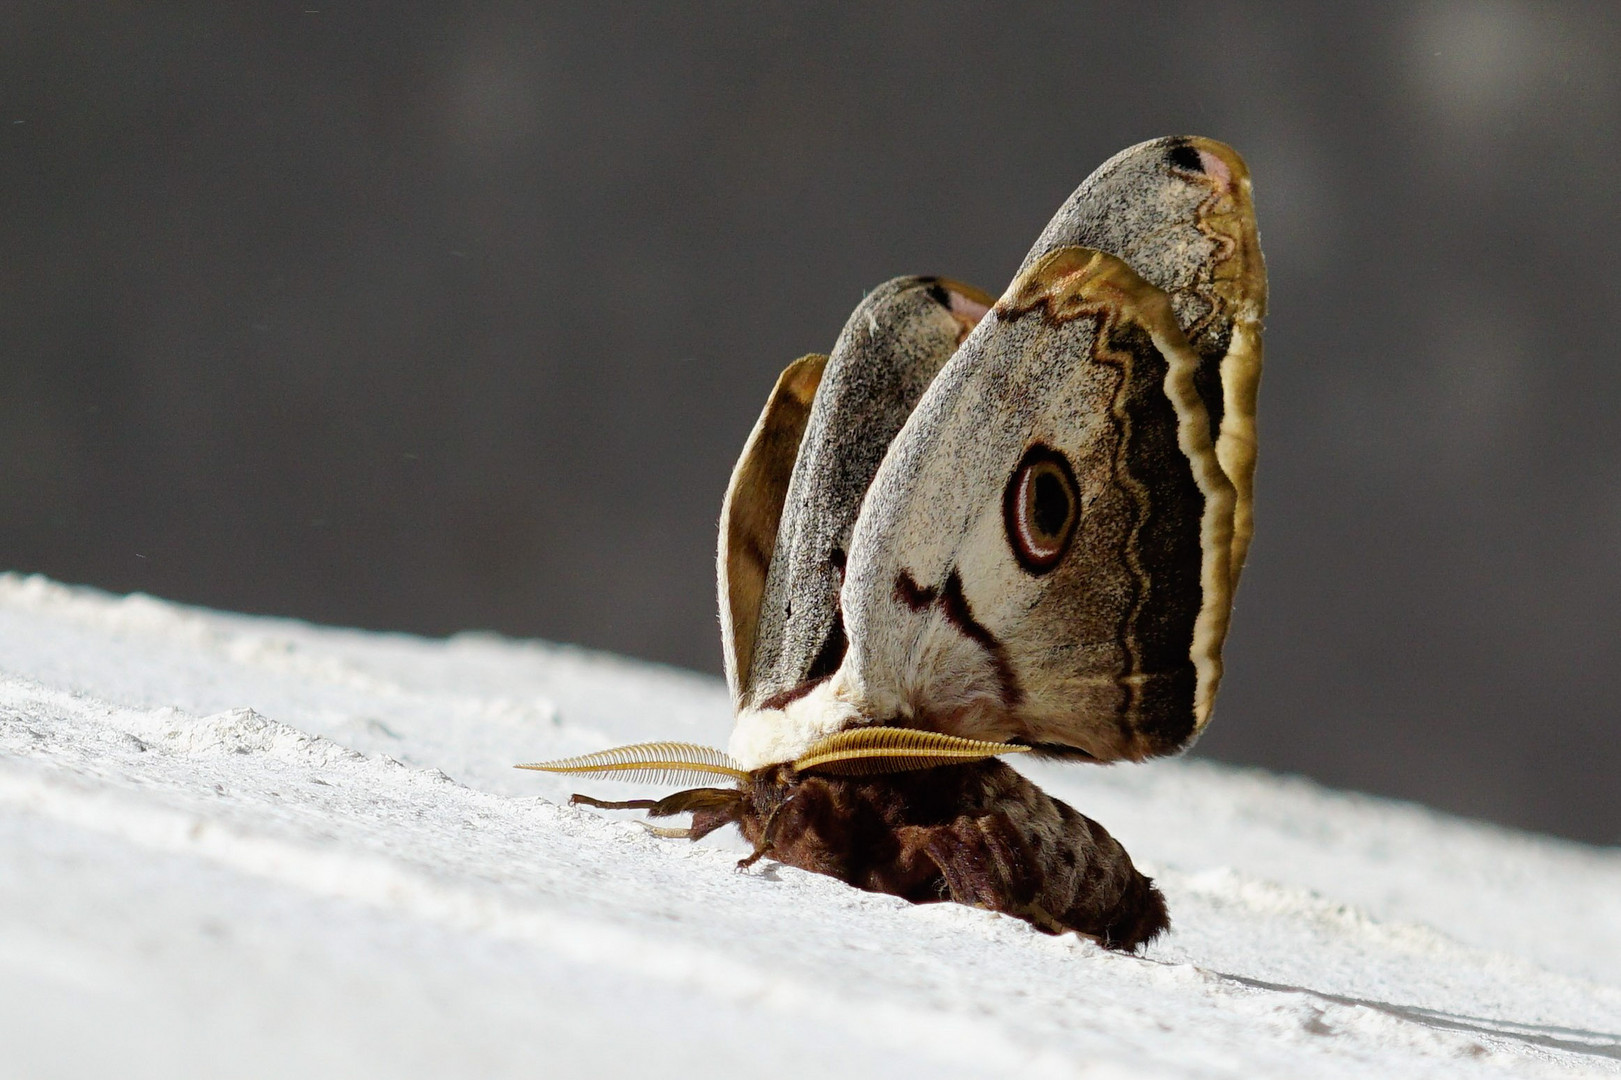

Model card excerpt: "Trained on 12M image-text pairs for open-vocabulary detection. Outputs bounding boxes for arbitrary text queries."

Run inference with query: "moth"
[521,136,1264,950]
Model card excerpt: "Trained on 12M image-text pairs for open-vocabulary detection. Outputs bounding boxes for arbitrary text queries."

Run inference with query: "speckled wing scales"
[832,246,1239,763]
[1019,136,1265,586]
[716,136,1264,773]
[737,277,993,712]
[999,248,1240,744]
[717,353,827,705]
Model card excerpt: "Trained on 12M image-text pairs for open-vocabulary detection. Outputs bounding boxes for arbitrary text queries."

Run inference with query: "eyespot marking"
[1004,445,1080,574]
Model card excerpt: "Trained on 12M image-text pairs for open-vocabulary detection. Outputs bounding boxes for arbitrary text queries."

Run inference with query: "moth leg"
[923,814,1044,920]
[571,794,660,811]
[687,809,735,842]
[645,787,743,818]
[574,787,744,845]
[737,792,798,870]
[650,787,745,842]
[1017,901,1073,937]
[639,822,694,839]
[570,787,741,816]
[922,820,999,907]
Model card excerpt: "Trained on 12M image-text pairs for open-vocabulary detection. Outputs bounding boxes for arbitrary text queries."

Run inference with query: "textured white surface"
[1,572,1617,1079]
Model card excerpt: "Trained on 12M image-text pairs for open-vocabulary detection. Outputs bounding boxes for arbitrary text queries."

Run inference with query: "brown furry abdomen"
[690,760,1168,950]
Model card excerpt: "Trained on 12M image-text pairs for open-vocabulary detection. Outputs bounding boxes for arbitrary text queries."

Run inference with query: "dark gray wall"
[4,2,1618,842]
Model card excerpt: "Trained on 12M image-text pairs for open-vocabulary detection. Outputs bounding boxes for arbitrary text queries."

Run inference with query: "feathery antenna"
[792,728,1029,775]
[516,741,748,787]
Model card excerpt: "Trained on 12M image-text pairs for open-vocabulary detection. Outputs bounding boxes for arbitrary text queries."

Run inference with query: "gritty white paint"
[0,572,1616,1078]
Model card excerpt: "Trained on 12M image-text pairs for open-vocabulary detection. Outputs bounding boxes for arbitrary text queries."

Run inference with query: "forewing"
[717,353,826,704]
[1020,136,1265,582]
[739,276,992,711]
[838,248,1237,761]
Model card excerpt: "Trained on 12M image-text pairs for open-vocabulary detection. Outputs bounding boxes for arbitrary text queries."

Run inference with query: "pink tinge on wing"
[948,287,991,324]
[1197,149,1232,189]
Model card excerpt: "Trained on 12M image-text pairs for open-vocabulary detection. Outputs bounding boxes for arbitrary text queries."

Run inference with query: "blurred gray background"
[4,2,1618,843]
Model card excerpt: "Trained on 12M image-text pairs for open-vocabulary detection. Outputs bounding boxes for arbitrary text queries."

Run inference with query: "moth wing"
[1021,136,1265,582]
[834,248,1238,763]
[725,137,1266,771]
[738,277,993,712]
[717,353,826,704]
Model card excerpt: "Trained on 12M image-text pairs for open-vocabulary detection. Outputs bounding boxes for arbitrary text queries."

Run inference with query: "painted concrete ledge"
[1,574,1617,1079]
